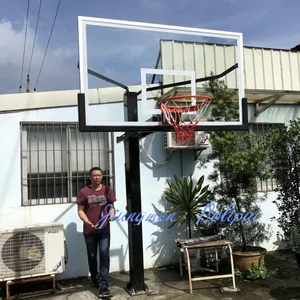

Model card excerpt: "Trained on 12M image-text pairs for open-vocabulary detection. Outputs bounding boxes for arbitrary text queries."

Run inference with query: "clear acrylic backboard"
[77,16,247,132]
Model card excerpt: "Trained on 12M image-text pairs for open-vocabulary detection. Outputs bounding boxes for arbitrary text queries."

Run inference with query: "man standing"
[76,167,116,298]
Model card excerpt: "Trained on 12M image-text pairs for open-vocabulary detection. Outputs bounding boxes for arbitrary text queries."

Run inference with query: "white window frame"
[20,122,115,206]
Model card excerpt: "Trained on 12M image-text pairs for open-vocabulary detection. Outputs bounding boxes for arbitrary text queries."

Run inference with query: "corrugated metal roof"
[160,40,300,92]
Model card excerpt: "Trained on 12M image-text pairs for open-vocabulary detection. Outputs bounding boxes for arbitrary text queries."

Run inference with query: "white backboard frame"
[77,16,245,128]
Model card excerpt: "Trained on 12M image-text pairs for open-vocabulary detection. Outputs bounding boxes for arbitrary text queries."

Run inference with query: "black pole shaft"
[123,91,149,295]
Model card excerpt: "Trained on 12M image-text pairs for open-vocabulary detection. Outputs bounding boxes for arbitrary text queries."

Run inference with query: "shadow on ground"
[1,250,299,300]
[262,250,300,300]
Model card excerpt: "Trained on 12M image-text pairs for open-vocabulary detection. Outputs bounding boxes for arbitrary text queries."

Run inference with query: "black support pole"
[123,91,150,296]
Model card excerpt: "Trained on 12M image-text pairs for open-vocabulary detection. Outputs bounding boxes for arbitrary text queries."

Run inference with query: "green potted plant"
[163,174,224,271]
[267,118,300,268]
[204,78,272,272]
[207,131,271,272]
[163,175,211,239]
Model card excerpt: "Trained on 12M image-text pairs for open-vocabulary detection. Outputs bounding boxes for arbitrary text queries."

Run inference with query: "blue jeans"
[84,229,110,291]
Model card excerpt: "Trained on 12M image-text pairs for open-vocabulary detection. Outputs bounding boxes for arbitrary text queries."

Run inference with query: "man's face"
[90,170,103,185]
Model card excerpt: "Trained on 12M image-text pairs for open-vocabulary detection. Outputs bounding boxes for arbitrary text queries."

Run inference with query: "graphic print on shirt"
[87,194,107,206]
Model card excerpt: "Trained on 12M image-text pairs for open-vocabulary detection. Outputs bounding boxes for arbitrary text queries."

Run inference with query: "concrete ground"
[2,250,300,300]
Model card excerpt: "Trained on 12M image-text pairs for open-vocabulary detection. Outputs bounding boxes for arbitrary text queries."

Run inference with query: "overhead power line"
[19,0,30,92]
[34,0,62,91]
[27,0,43,76]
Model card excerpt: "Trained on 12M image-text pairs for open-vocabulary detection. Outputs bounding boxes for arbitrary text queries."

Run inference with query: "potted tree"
[204,78,272,272]
[207,131,271,272]
[267,118,300,268]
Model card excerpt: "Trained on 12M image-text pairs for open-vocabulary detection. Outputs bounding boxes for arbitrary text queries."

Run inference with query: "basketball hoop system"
[159,95,212,143]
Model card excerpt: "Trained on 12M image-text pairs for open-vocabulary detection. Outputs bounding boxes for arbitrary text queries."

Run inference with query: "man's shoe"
[98,289,112,298]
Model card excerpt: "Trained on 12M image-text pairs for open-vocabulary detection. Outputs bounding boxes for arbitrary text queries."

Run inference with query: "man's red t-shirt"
[76,184,116,234]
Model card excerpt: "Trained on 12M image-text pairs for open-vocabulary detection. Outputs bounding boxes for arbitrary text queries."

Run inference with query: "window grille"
[218,123,284,193]
[20,122,114,206]
[249,123,283,192]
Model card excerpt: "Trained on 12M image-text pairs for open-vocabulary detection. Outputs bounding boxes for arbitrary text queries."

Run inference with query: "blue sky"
[0,0,299,94]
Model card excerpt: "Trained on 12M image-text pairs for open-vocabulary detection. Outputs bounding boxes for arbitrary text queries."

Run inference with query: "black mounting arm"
[77,61,129,91]
[136,63,238,95]
[87,69,129,91]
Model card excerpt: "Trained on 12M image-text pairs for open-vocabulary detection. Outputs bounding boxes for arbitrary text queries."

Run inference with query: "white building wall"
[0,88,292,280]
[0,100,218,279]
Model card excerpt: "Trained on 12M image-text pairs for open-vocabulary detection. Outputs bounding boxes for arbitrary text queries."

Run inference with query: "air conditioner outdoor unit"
[163,131,210,149]
[0,222,65,281]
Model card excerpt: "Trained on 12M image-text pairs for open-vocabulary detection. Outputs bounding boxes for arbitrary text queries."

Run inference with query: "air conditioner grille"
[0,231,45,277]
[171,132,196,146]
[164,131,210,149]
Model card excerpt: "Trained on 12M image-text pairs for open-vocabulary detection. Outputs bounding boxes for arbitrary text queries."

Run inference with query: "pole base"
[124,282,154,296]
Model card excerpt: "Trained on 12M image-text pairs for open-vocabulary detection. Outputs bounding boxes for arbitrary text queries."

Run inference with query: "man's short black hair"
[89,167,103,176]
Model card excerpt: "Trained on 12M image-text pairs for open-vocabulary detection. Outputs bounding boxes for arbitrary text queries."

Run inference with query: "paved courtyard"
[1,250,300,300]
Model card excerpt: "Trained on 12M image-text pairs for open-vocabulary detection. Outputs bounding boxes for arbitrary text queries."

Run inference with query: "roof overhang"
[158,87,300,117]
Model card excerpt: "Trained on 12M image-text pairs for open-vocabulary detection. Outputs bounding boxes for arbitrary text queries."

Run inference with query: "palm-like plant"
[164,175,211,238]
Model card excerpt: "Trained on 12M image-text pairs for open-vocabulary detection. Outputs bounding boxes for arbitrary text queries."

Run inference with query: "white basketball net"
[159,95,212,143]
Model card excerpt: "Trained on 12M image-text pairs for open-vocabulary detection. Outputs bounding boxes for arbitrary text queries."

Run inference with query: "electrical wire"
[19,0,30,92]
[139,133,175,166]
[27,0,43,76]
[34,0,62,91]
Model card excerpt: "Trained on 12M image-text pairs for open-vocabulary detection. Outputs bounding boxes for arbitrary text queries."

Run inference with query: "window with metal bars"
[20,122,114,206]
[248,123,284,192]
[218,123,284,193]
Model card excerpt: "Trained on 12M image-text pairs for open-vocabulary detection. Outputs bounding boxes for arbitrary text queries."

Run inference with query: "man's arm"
[107,187,116,221]
[76,189,94,228]
[78,205,94,228]
[109,203,116,221]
